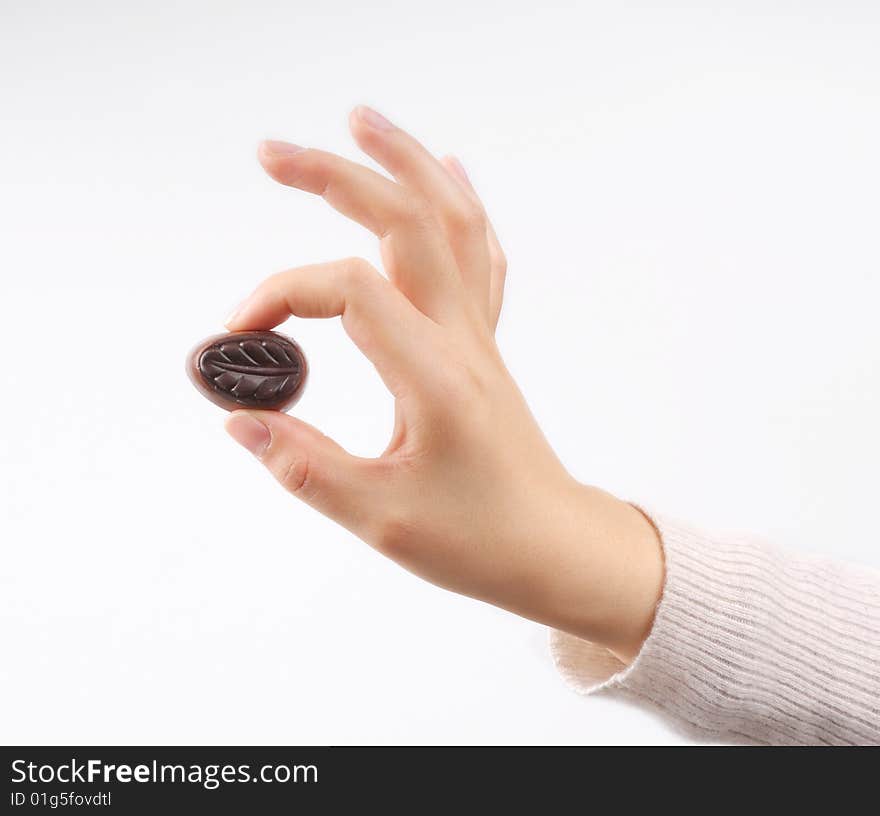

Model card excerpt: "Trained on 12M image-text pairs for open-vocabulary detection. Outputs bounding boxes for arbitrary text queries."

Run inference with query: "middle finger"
[258,141,464,325]
[348,107,492,322]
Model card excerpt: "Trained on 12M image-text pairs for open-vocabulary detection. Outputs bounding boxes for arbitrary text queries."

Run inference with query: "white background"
[2,0,879,745]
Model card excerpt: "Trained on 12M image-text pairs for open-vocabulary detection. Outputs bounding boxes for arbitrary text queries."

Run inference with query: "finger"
[225,410,387,537]
[259,141,402,236]
[440,156,507,329]
[226,257,435,397]
[348,107,492,320]
[258,141,461,324]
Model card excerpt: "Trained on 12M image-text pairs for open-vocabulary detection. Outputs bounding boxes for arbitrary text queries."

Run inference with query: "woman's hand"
[224,106,663,662]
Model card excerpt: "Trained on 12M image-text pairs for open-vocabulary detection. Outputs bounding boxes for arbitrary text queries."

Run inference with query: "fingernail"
[447,156,473,188]
[262,139,307,156]
[356,105,394,131]
[226,413,271,458]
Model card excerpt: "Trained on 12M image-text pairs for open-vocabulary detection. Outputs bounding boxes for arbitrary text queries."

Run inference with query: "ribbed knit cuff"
[550,510,880,746]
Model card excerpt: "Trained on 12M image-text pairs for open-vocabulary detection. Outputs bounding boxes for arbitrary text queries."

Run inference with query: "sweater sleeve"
[550,511,880,745]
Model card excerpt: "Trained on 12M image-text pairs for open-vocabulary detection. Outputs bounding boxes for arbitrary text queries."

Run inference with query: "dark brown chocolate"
[186,331,307,412]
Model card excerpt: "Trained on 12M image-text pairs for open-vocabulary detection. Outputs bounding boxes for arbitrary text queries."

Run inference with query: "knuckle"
[285,150,332,197]
[372,511,417,559]
[340,255,373,279]
[275,454,310,496]
[271,149,316,187]
[266,267,293,291]
[433,354,489,411]
[395,194,435,229]
[340,257,378,292]
[448,201,485,234]
[297,148,324,175]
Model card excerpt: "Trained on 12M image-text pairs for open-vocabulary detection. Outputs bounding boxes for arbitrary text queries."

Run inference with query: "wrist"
[536,483,664,664]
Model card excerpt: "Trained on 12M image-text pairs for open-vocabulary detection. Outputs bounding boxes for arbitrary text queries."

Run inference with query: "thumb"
[225,410,377,535]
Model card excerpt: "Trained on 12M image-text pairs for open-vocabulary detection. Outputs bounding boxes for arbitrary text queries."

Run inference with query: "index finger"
[226,257,437,398]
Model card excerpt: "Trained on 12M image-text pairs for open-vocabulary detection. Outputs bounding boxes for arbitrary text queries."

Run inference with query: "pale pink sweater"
[551,511,880,745]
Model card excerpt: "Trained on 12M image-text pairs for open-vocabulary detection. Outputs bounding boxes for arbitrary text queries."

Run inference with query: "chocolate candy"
[186,331,308,412]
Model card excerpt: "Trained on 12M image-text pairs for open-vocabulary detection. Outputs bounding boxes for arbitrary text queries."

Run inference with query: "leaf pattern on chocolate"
[199,336,303,404]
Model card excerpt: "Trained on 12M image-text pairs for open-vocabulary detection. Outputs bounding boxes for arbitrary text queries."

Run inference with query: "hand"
[224,106,663,662]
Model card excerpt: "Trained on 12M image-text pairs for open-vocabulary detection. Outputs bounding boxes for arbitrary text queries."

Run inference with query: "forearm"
[552,510,880,745]
[527,483,664,664]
